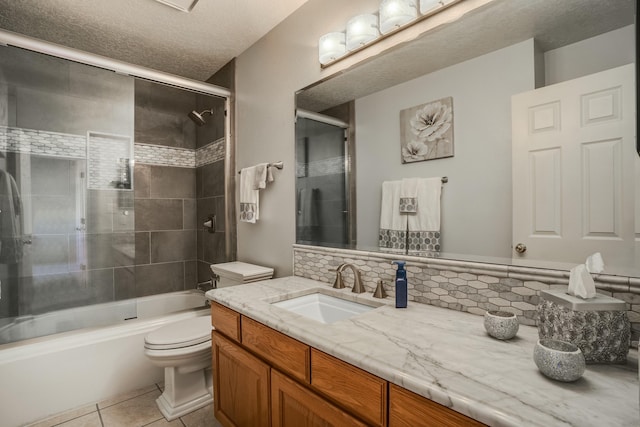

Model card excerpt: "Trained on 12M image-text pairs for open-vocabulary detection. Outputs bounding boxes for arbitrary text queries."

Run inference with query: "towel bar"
[238,161,284,174]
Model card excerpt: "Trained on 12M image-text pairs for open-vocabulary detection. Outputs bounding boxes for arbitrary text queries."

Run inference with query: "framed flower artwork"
[399,97,454,163]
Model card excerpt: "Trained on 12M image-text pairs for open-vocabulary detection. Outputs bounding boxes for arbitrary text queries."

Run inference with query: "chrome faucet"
[333,263,366,294]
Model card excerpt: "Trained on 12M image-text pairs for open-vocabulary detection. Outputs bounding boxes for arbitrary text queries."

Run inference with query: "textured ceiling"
[0,0,309,81]
[298,0,635,112]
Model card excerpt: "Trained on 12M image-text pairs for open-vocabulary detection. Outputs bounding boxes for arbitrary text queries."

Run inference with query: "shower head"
[188,108,214,126]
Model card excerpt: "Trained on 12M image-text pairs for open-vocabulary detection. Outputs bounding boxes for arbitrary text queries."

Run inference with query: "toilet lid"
[145,316,212,350]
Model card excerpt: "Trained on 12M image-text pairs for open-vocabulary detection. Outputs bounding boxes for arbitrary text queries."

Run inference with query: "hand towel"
[406,177,442,256]
[266,165,275,185]
[379,180,407,253]
[240,166,260,223]
[253,163,270,190]
[399,177,418,213]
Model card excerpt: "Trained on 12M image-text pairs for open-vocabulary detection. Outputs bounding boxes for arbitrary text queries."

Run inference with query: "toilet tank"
[210,262,274,288]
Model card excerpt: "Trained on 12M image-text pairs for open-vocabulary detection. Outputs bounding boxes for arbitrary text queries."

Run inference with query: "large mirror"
[295,0,638,276]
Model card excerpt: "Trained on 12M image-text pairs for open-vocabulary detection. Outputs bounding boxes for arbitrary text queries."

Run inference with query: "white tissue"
[585,252,605,274]
[567,253,605,299]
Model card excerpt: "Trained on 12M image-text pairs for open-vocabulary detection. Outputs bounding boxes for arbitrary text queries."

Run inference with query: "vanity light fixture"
[319,32,347,65]
[318,0,462,67]
[346,14,380,51]
[380,0,419,35]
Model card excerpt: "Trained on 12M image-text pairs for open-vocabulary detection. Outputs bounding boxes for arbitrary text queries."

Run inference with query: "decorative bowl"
[533,339,586,382]
[484,310,519,340]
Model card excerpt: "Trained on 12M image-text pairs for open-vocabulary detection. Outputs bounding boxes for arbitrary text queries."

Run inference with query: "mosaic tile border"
[0,126,85,159]
[1,127,224,169]
[134,143,195,167]
[292,244,640,344]
[296,156,345,178]
[196,138,225,167]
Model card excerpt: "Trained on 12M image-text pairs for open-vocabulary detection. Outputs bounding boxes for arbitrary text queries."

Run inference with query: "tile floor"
[25,383,223,427]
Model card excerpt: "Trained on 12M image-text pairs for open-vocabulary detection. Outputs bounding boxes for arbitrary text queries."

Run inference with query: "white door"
[512,64,636,266]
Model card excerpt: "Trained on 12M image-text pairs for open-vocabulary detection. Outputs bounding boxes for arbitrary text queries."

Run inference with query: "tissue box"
[537,290,630,364]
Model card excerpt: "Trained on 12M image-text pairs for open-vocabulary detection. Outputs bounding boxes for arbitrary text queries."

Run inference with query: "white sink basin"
[272,292,377,324]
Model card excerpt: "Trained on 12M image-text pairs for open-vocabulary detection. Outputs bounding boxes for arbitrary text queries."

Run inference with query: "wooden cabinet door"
[311,349,387,427]
[389,383,485,427]
[271,369,367,427]
[212,331,270,427]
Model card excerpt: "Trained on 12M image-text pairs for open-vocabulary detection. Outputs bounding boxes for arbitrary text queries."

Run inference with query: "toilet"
[144,262,274,420]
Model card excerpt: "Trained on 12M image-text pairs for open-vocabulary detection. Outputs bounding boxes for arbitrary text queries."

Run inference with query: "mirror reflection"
[295,0,638,276]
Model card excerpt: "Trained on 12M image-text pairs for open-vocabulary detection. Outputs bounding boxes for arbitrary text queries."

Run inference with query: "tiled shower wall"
[196,59,236,282]
[293,245,640,344]
[132,80,226,297]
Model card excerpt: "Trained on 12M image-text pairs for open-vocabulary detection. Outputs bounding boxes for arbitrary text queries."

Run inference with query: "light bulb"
[346,14,380,51]
[379,0,418,35]
[318,32,346,65]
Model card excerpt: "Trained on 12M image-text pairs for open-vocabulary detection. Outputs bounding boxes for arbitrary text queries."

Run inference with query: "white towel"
[406,177,442,255]
[379,180,407,253]
[240,166,261,223]
[399,178,418,213]
[253,163,274,190]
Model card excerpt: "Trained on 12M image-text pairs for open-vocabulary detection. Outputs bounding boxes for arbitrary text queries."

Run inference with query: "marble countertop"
[206,276,639,427]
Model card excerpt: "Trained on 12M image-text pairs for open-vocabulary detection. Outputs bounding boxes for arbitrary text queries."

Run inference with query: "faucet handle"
[333,270,346,289]
[373,280,387,299]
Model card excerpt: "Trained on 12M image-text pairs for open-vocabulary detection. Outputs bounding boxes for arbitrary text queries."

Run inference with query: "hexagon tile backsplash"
[293,244,640,346]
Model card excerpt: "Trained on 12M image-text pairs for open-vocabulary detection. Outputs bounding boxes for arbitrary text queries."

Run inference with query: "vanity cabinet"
[211,303,485,427]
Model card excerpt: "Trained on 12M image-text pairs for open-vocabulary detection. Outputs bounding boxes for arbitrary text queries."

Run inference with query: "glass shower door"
[0,45,136,343]
[295,116,350,247]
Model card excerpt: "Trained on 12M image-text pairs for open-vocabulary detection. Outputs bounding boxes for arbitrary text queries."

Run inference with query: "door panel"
[512,64,636,265]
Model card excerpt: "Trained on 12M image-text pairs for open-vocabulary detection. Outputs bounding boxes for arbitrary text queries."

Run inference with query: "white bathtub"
[0,291,210,427]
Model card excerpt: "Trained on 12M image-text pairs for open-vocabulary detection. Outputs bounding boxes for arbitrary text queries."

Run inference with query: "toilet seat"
[144,316,212,351]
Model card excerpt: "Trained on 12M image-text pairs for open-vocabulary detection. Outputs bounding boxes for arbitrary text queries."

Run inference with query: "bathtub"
[0,290,210,427]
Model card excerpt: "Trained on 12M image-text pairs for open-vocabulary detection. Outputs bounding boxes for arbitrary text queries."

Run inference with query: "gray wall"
[355,39,536,258]
[544,25,635,85]
[235,0,376,276]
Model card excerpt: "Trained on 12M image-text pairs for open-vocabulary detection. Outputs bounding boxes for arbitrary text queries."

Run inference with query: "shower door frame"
[0,28,237,261]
